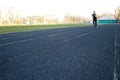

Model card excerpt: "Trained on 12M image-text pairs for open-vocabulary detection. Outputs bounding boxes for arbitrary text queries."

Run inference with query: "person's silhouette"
[92,11,97,28]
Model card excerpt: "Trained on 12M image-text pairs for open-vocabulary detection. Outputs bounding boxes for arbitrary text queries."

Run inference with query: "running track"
[0,24,120,80]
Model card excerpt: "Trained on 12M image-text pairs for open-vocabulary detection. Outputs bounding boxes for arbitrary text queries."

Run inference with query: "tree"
[7,7,21,24]
[115,7,120,22]
[64,15,81,23]
[37,16,44,23]
[0,8,2,19]
[97,12,114,19]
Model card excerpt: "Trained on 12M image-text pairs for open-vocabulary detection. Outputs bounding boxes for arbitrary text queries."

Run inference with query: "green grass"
[0,24,90,34]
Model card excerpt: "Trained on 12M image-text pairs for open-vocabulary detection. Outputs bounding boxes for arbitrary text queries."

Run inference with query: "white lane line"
[43,30,82,38]
[46,33,63,37]
[0,39,35,47]
[0,38,9,40]
[8,52,32,61]
[0,30,82,40]
[0,52,32,65]
[0,34,33,40]
[77,33,89,38]
[20,34,33,38]
[20,36,27,38]
[59,39,71,43]
[45,30,83,37]
[57,30,96,44]
[0,30,84,47]
[6,34,17,37]
[113,26,118,80]
[17,39,35,43]
[0,42,17,47]
[114,72,118,80]
[64,39,71,42]
[76,29,96,38]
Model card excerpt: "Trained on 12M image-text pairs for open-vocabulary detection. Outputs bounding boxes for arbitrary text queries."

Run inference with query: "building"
[98,16,117,24]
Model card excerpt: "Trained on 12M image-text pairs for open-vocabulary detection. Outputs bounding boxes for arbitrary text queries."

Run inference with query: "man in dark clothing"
[92,11,97,28]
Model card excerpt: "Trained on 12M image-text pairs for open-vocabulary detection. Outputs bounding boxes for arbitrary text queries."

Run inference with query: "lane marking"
[0,29,96,65]
[55,29,97,44]
[0,30,83,47]
[17,39,34,43]
[113,25,118,80]
[76,29,96,38]
[0,34,33,40]
[0,52,32,66]
[20,34,33,38]
[77,33,89,38]
[1,38,9,40]
[0,42,17,47]
[46,33,64,37]
[114,73,118,80]
[59,39,71,43]
[64,39,71,42]
[0,30,77,40]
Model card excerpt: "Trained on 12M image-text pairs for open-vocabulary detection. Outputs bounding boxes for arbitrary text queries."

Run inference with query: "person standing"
[92,11,97,28]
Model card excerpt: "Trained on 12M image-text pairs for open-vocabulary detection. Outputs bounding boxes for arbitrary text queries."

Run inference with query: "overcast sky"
[0,0,120,18]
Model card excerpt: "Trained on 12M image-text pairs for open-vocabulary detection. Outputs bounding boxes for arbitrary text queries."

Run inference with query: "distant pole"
[115,9,116,19]
[115,8,118,23]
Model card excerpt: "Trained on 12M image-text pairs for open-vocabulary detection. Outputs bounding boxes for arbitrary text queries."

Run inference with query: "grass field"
[0,24,90,34]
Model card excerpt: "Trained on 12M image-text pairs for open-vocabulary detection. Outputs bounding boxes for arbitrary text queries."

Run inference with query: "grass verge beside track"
[0,24,90,34]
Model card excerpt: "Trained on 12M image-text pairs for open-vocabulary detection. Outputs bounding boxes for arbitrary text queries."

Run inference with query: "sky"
[0,0,120,18]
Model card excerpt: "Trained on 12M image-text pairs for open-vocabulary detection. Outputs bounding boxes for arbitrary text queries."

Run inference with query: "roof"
[99,16,116,20]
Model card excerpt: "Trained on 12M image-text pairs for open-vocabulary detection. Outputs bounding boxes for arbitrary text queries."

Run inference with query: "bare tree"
[115,7,120,22]
[37,16,44,23]
[6,7,21,24]
[0,8,2,19]
[64,15,81,23]
[97,12,114,19]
